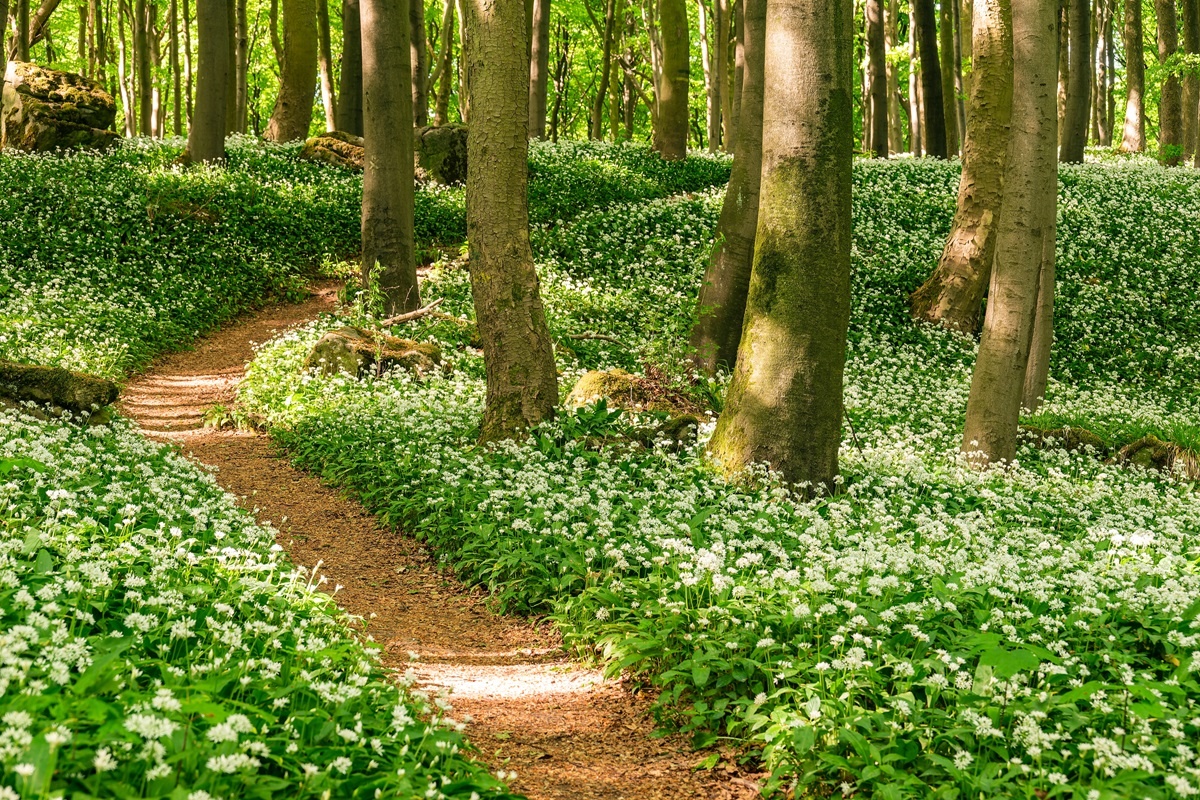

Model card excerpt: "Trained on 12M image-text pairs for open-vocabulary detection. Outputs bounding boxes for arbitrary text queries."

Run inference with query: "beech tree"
[653,0,688,158]
[912,0,946,157]
[961,0,1057,466]
[910,0,1013,334]
[317,0,337,130]
[187,0,229,162]
[1119,0,1145,152]
[1059,0,1089,162]
[688,0,764,372]
[708,0,852,490]
[1183,0,1200,157]
[463,0,559,440]
[528,0,551,137]
[265,0,317,141]
[865,0,887,157]
[337,0,364,134]
[1157,0,1183,165]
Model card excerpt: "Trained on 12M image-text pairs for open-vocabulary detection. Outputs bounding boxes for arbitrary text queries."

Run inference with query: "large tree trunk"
[961,0,1057,466]
[15,0,29,61]
[865,0,887,157]
[688,0,764,373]
[912,0,947,156]
[361,0,420,315]
[590,0,617,139]
[170,0,182,134]
[225,0,237,132]
[1182,0,1200,157]
[317,0,337,130]
[183,0,194,123]
[653,0,688,158]
[715,0,730,148]
[708,0,852,490]
[134,0,150,134]
[463,0,559,441]
[188,0,230,161]
[1157,0,1183,164]
[1059,0,1089,161]
[528,0,550,136]
[410,0,427,125]
[939,0,959,155]
[266,0,318,140]
[911,0,1013,334]
[337,0,364,134]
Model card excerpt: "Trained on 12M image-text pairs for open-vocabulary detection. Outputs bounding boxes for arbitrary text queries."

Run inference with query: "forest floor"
[117,282,761,800]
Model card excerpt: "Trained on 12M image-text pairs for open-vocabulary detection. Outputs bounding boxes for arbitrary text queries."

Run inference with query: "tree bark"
[590,0,617,139]
[233,0,248,132]
[118,0,135,135]
[865,0,887,156]
[1059,0,1089,161]
[653,0,688,158]
[337,0,364,134]
[688,0,764,373]
[433,0,454,125]
[1182,0,1200,157]
[1057,0,1067,143]
[170,0,182,134]
[16,0,30,60]
[1157,0,1183,164]
[939,0,959,155]
[462,0,559,441]
[909,6,923,154]
[361,0,420,315]
[266,0,318,140]
[886,0,903,152]
[698,0,716,149]
[731,0,743,139]
[1,0,10,60]
[317,0,337,130]
[708,0,852,490]
[715,0,730,148]
[528,0,550,135]
[183,0,194,123]
[188,0,230,162]
[911,0,1013,334]
[134,0,150,134]
[410,0,427,125]
[961,0,1057,466]
[912,0,947,156]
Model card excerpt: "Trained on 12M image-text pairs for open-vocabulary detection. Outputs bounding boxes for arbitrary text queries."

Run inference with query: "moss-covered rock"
[1116,435,1200,480]
[304,327,443,378]
[414,124,468,185]
[1,61,118,152]
[298,130,365,171]
[0,360,119,414]
[1019,425,1109,456]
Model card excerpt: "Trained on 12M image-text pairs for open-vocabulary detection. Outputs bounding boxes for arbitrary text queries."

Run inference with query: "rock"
[1019,425,1109,456]
[298,130,365,171]
[567,369,702,448]
[1,61,118,152]
[0,360,119,415]
[414,124,468,185]
[304,327,442,378]
[1116,435,1200,480]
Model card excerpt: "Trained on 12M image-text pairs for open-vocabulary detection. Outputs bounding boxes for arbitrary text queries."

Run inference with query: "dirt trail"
[118,285,760,800]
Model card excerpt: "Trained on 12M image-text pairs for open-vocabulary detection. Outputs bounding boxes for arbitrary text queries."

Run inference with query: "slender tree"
[265,0,318,140]
[866,0,887,157]
[410,0,427,125]
[233,0,248,131]
[462,0,559,440]
[589,0,617,139]
[0,0,9,59]
[912,0,947,156]
[134,0,150,133]
[432,0,455,124]
[961,0,1057,466]
[909,11,922,154]
[708,0,852,489]
[317,0,337,130]
[653,0,689,158]
[886,0,904,152]
[939,0,959,155]
[1182,0,1200,157]
[911,0,1013,333]
[528,0,551,136]
[1157,0,1183,164]
[1119,0,1144,150]
[688,0,764,373]
[188,0,230,162]
[1059,0,1089,161]
[337,0,364,134]
[170,0,182,134]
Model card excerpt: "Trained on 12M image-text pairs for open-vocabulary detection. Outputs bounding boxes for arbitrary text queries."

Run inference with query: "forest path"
[117,284,760,800]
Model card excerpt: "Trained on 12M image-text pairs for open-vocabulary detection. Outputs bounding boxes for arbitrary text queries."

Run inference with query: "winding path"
[117,284,761,800]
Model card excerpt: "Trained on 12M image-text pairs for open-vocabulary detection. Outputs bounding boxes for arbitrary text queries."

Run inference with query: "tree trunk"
[410,0,427,125]
[337,0,364,134]
[961,0,1056,466]
[455,0,468,121]
[708,0,852,490]
[234,0,248,132]
[266,0,318,140]
[731,0,743,138]
[1059,0,1089,161]
[361,0,420,315]
[939,0,959,155]
[183,0,194,123]
[1157,0,1183,164]
[134,0,150,134]
[1056,0,1067,143]
[1095,0,1111,146]
[953,0,966,139]
[462,0,559,441]
[150,1,163,136]
[1182,0,1200,157]
[170,0,182,134]
[716,0,730,148]
[688,0,764,373]
[865,0,887,156]
[317,0,337,130]
[698,0,716,149]
[93,0,107,87]
[886,0,903,152]
[909,9,923,154]
[118,0,135,135]
[188,0,230,161]
[912,0,947,156]
[528,0,550,136]
[433,0,454,125]
[225,0,236,132]
[16,0,29,60]
[653,0,688,158]
[0,0,9,60]
[591,0,617,139]
[549,18,569,139]
[911,0,1013,334]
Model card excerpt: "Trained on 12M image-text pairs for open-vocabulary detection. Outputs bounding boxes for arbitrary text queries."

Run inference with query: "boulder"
[1,61,118,152]
[414,124,468,185]
[566,369,702,447]
[1116,435,1200,480]
[1019,425,1109,456]
[304,327,442,378]
[0,360,119,415]
[298,130,365,171]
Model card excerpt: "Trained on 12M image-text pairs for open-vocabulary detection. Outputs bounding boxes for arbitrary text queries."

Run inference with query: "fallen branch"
[567,332,628,348]
[379,297,444,326]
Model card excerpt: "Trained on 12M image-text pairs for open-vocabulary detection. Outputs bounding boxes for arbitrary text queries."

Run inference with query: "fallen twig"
[379,297,444,326]
[567,332,628,348]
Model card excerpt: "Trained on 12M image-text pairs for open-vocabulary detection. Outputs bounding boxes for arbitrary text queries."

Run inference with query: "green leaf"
[693,751,720,771]
[978,646,1041,679]
[792,725,816,754]
[692,662,711,688]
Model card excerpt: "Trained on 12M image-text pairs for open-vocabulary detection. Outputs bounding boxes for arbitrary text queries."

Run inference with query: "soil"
[117,283,763,800]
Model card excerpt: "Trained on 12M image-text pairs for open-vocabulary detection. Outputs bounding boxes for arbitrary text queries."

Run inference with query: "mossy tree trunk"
[463,0,559,442]
[961,0,1057,466]
[912,0,946,157]
[865,0,887,157]
[1119,0,1144,152]
[337,0,364,134]
[688,0,764,373]
[707,0,852,491]
[265,0,317,141]
[910,0,1013,334]
[653,0,688,159]
[1183,0,1200,158]
[1157,0,1183,165]
[361,0,420,315]
[188,0,229,162]
[317,0,338,130]
[1059,0,1089,162]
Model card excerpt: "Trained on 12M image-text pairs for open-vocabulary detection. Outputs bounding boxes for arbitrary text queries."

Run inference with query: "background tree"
[1120,0,1145,151]
[1060,0,1089,162]
[688,0,764,373]
[910,0,1013,334]
[462,0,559,441]
[938,0,958,155]
[652,0,688,158]
[865,0,887,157]
[410,0,427,124]
[708,0,852,489]
[912,0,946,156]
[1182,0,1199,158]
[317,0,337,130]
[1156,0,1183,164]
[264,0,317,140]
[187,0,229,162]
[961,0,1057,466]
[528,0,551,136]
[337,0,364,134]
